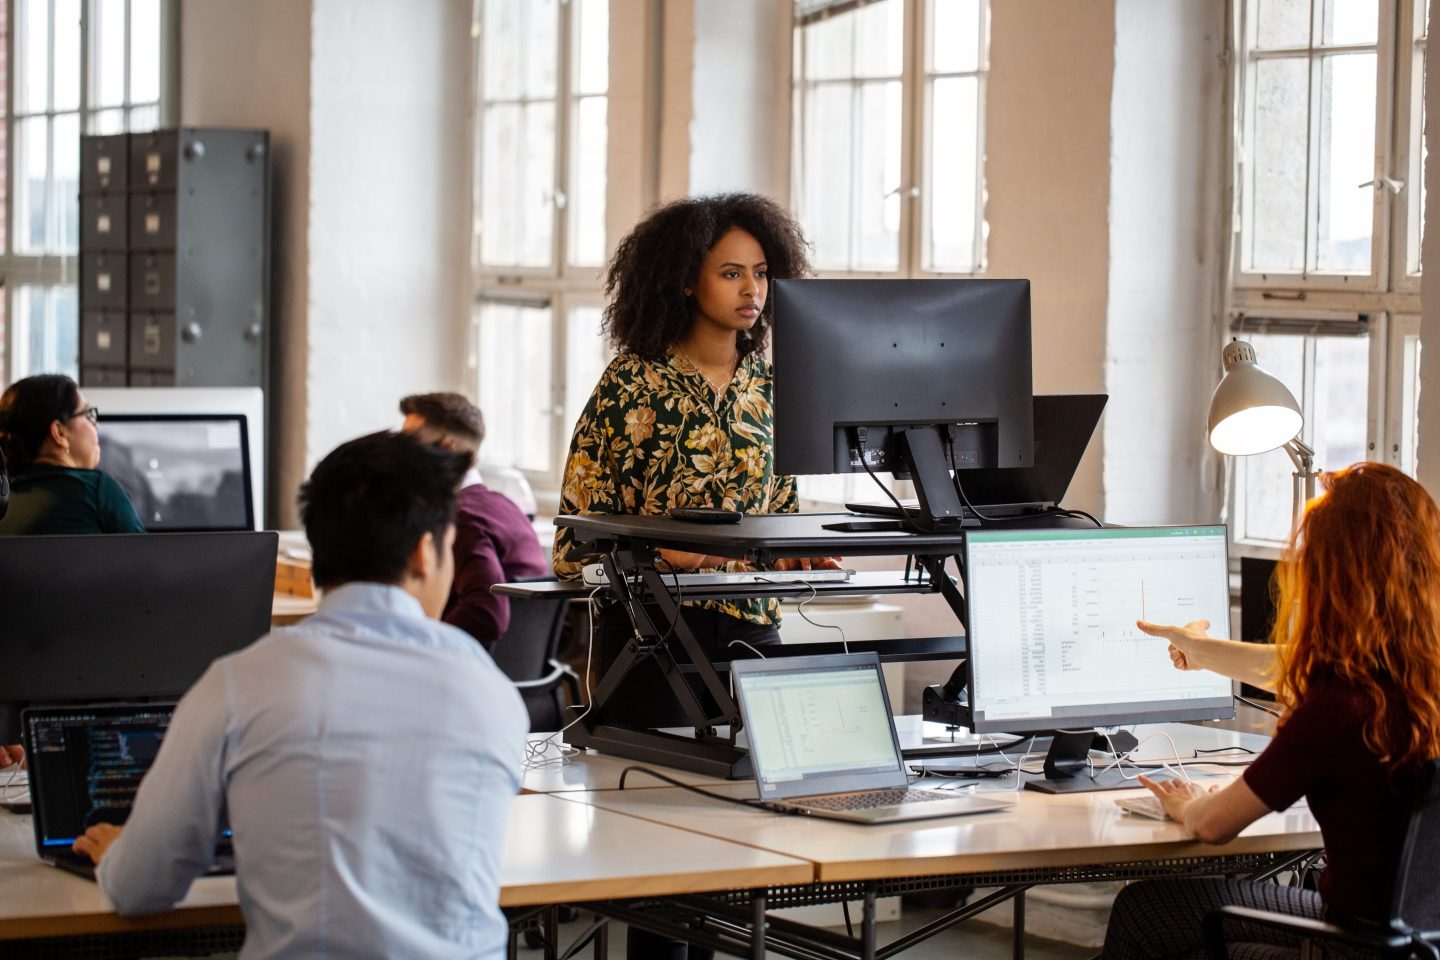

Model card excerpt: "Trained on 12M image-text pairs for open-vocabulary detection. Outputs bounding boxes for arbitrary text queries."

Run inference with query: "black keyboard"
[791,787,953,811]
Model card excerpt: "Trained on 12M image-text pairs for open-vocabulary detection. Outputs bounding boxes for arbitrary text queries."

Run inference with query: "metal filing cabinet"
[79,127,270,389]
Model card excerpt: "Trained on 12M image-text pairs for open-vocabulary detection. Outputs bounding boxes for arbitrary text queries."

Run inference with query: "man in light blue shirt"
[72,431,528,960]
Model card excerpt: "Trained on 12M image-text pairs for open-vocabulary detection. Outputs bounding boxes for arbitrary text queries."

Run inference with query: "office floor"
[520,905,1098,959]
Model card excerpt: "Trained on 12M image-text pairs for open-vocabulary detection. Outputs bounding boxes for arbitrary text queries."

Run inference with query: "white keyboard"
[1115,796,1168,820]
[582,564,854,587]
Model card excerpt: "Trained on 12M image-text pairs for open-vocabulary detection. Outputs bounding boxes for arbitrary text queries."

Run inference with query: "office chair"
[1203,758,1440,960]
[489,577,580,732]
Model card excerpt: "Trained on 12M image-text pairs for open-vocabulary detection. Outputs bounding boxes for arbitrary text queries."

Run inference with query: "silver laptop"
[730,653,1010,824]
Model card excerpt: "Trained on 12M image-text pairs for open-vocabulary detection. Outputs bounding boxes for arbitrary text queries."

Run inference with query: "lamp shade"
[1207,339,1303,456]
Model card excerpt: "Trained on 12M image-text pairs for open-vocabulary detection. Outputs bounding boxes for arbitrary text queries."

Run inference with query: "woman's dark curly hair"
[603,193,812,359]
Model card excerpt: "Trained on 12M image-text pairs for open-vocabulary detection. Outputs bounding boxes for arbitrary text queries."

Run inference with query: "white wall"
[179,0,311,527]
[689,0,788,199]
[1104,0,1225,525]
[182,0,472,526]
[986,0,1114,519]
[306,0,471,473]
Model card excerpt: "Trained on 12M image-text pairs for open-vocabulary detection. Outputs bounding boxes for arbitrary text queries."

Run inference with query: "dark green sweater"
[0,464,146,535]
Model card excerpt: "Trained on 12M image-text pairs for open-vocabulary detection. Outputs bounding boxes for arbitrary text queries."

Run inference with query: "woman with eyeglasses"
[0,373,144,536]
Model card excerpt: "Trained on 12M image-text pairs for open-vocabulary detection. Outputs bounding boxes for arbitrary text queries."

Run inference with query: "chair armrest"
[512,661,565,690]
[1204,905,1414,960]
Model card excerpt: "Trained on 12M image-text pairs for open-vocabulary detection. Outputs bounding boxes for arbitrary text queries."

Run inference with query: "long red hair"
[1273,462,1440,770]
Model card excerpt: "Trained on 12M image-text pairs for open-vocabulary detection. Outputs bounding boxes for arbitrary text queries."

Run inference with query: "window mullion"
[899,0,921,277]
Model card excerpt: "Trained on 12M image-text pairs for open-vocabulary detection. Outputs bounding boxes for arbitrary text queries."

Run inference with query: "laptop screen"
[731,653,908,800]
[24,704,175,849]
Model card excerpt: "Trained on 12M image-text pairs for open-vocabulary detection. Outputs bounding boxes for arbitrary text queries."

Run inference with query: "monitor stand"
[1023,728,1142,794]
[839,426,981,533]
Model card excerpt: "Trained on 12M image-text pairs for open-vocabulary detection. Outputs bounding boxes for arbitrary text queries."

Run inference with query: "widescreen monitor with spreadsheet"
[963,526,1235,733]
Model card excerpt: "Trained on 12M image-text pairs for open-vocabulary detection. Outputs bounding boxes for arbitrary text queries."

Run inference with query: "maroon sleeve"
[443,510,510,649]
[1242,685,1349,812]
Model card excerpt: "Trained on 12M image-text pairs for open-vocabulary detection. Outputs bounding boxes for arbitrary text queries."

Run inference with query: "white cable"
[759,575,848,653]
[726,639,768,660]
[522,585,605,771]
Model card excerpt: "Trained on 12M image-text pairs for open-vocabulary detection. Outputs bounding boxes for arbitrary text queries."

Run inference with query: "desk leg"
[1013,891,1026,960]
[751,892,767,960]
[862,882,879,960]
[593,917,609,959]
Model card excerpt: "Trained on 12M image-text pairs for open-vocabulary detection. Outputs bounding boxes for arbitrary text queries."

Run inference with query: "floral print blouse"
[552,349,798,626]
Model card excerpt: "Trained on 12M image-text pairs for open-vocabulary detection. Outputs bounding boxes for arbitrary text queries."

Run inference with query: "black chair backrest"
[489,579,568,685]
[1393,758,1440,931]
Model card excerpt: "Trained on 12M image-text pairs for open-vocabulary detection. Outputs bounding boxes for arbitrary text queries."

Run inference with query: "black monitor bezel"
[962,524,1236,734]
[97,412,255,532]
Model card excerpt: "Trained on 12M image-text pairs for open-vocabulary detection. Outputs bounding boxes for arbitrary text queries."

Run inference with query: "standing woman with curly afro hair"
[553,196,835,959]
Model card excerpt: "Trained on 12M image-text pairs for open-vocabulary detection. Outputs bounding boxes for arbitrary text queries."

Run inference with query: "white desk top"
[521,734,739,793]
[558,780,1321,884]
[0,794,812,938]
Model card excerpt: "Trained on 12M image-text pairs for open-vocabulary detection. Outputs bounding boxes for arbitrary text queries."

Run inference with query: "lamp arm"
[1283,438,1319,532]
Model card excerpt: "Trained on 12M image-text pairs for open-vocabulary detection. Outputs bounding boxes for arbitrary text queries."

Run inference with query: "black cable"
[616,765,797,813]
[1057,507,1103,528]
[851,429,931,534]
[944,434,1004,523]
[1236,694,1283,718]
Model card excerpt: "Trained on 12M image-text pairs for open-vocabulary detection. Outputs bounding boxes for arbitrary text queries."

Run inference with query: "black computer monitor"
[963,525,1236,792]
[772,279,1034,530]
[0,532,277,740]
[97,413,255,532]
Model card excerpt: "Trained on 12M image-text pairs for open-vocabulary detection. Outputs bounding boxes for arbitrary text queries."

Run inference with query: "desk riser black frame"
[557,513,977,778]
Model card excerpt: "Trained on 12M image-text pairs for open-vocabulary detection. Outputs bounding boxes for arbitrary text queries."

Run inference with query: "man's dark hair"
[399,392,485,450]
[603,192,812,360]
[299,431,469,589]
[0,373,82,473]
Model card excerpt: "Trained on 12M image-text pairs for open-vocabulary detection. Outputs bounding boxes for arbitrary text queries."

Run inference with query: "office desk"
[559,779,1320,959]
[0,794,811,955]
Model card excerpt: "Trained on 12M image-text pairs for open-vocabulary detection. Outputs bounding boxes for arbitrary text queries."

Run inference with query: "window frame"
[1,0,177,383]
[1223,0,1423,558]
[1230,0,1396,294]
[468,0,612,494]
[789,0,989,281]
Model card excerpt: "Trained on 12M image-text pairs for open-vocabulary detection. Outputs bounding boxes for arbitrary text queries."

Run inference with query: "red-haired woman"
[1103,462,1440,959]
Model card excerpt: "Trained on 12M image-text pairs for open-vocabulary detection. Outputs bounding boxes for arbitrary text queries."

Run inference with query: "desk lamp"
[1207,338,1316,532]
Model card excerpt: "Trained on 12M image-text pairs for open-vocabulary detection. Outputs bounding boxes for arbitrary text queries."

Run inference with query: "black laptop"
[845,393,1107,518]
[22,703,233,880]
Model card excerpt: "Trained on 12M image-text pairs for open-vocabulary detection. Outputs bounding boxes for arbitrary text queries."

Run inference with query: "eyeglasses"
[66,406,100,425]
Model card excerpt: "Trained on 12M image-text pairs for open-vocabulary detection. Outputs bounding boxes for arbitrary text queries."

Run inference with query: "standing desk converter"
[541,512,1077,778]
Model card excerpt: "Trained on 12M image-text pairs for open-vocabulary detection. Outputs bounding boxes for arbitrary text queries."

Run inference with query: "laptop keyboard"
[793,787,953,811]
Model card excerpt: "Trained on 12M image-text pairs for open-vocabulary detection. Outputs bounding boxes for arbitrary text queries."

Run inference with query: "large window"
[1226,0,1424,549]
[791,0,987,276]
[471,0,610,486]
[2,0,173,383]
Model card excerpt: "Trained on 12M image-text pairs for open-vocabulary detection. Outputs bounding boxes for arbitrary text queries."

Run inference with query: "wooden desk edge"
[500,861,814,908]
[0,903,244,941]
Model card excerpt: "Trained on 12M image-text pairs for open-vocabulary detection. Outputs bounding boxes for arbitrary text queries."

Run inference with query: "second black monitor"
[772,279,1034,479]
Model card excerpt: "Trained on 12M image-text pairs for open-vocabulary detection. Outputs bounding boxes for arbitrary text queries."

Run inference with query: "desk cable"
[522,584,607,772]
[0,763,26,804]
[751,575,850,654]
[616,765,799,815]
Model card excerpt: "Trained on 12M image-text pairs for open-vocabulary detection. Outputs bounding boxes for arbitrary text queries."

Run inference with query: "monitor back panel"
[0,531,277,703]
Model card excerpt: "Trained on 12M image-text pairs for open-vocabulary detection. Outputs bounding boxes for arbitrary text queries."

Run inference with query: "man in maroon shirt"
[401,393,548,649]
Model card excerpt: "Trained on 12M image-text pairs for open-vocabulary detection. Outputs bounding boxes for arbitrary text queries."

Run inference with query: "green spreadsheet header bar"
[967,525,1227,544]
